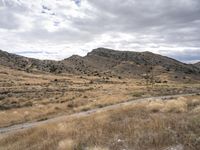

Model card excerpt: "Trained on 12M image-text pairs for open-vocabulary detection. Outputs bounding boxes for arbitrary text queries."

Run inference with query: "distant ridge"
[0,48,200,80]
[194,62,200,69]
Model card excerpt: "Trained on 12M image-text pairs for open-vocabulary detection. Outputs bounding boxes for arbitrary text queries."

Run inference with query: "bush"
[147,101,164,113]
[0,95,6,100]
[163,80,168,83]
[131,92,143,97]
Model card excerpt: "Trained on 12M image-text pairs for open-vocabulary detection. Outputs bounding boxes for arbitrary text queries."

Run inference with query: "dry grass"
[147,101,165,112]
[0,65,200,149]
[146,96,200,113]
[0,66,136,127]
[192,106,200,113]
[57,139,74,150]
[163,99,187,113]
[2,65,199,127]
[0,95,200,150]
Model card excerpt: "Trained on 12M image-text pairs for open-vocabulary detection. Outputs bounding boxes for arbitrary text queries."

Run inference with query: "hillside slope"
[0,48,200,80]
[80,48,200,77]
[194,62,200,69]
[0,49,72,73]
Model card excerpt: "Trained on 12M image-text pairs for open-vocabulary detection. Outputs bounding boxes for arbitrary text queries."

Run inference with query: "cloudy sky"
[0,0,200,63]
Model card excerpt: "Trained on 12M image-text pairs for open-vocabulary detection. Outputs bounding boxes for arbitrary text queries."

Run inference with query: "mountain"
[194,62,200,69]
[0,49,72,73]
[0,48,200,80]
[82,48,200,75]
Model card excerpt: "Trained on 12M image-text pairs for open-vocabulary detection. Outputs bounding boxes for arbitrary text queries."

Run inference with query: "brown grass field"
[0,95,200,150]
[0,65,200,150]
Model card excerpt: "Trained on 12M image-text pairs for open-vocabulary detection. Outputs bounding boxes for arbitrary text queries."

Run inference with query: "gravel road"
[0,93,196,135]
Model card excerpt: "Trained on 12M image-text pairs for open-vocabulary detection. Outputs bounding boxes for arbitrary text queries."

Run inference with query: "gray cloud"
[0,7,21,29]
[159,49,200,63]
[0,0,199,62]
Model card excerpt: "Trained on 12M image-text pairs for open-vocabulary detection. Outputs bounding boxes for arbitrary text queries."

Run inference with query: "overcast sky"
[0,0,200,63]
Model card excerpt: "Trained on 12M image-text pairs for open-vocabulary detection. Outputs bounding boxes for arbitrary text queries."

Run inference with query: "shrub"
[0,95,6,100]
[191,106,200,113]
[81,107,90,112]
[163,80,168,83]
[131,92,143,97]
[187,99,200,107]
[83,95,88,98]
[147,101,164,113]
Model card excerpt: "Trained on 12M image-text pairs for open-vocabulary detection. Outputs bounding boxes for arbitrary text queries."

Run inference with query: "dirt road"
[0,93,196,135]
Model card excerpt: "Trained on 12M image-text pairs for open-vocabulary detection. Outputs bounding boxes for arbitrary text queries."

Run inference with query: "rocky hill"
[0,48,200,80]
[194,62,200,69]
[0,49,71,73]
[82,48,200,76]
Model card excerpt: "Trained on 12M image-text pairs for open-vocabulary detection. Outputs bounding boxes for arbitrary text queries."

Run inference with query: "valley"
[0,48,200,150]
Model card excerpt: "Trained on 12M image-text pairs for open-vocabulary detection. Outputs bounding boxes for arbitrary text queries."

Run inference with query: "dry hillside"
[194,62,200,69]
[1,48,200,81]
[0,48,200,150]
